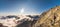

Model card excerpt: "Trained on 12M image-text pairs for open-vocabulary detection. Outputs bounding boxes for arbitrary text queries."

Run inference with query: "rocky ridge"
[32,6,60,27]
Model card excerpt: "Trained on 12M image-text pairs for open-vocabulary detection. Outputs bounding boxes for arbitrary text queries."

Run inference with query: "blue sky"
[0,0,60,15]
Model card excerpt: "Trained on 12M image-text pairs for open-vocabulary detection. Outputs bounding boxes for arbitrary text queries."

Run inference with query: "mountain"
[0,15,40,27]
[32,6,60,27]
[16,19,37,27]
[16,15,40,27]
[0,15,32,27]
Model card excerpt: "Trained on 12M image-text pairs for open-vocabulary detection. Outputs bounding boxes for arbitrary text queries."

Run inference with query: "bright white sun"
[20,8,24,14]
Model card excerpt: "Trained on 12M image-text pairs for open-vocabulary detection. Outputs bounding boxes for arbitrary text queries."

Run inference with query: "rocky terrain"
[32,6,60,27]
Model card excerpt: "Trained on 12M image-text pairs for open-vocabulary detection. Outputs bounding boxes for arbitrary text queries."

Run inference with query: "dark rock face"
[16,20,37,27]
[0,15,20,20]
[6,15,20,19]
[16,21,32,27]
[26,15,40,18]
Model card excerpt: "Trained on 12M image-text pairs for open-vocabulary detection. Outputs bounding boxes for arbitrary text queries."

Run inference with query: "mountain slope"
[32,6,60,27]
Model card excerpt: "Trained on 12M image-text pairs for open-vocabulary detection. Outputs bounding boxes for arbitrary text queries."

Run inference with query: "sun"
[20,8,24,14]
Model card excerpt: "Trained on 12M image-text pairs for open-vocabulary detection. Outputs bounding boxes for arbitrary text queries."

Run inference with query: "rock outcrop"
[32,6,60,27]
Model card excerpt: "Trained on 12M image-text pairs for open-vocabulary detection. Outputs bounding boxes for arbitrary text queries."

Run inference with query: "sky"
[0,0,60,15]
